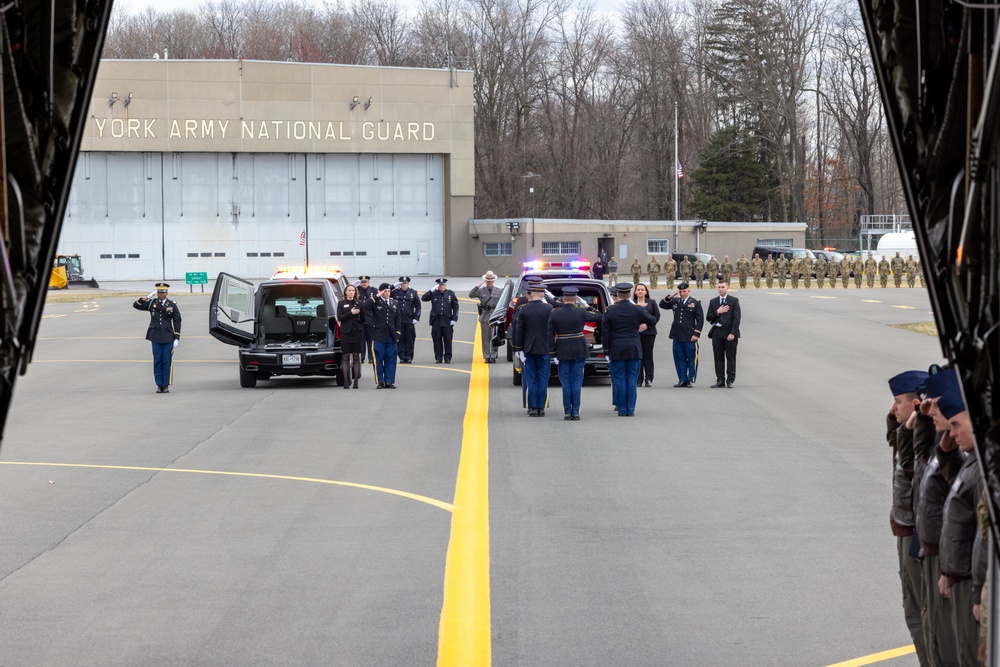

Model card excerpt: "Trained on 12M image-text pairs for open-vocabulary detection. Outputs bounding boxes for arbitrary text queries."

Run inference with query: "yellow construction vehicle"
[48,255,99,289]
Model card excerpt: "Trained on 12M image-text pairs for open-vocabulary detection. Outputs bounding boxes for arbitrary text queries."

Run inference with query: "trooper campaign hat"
[155,282,170,291]
[888,370,929,397]
[482,270,499,281]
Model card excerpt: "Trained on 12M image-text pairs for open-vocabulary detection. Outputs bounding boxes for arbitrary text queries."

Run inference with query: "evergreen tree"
[690,126,774,221]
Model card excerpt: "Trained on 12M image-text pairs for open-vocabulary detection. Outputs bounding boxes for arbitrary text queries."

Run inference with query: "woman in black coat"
[632,282,660,387]
[337,284,365,389]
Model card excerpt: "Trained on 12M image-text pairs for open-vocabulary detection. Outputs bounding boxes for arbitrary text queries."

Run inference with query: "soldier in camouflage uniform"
[663,255,677,291]
[735,253,750,289]
[707,256,720,288]
[852,256,864,289]
[840,256,851,288]
[775,254,788,289]
[679,256,692,287]
[647,256,661,290]
[827,258,838,288]
[917,258,925,287]
[693,257,706,289]
[905,255,917,287]
[789,257,800,288]
[764,254,775,289]
[879,255,891,287]
[720,255,734,286]
[631,258,642,285]
[891,251,905,287]
[750,253,764,288]
[865,253,878,288]
[815,255,827,288]
[801,254,813,288]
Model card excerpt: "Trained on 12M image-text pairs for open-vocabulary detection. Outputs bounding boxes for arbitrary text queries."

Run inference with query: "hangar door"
[61,152,445,280]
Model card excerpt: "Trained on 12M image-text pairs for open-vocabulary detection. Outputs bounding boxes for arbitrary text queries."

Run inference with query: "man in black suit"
[705,278,741,388]
[513,283,553,416]
[603,283,657,416]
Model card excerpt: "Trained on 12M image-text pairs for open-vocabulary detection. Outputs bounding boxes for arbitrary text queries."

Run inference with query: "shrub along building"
[63,58,806,281]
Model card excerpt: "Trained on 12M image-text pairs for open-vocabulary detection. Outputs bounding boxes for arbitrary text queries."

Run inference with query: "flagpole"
[674,101,679,251]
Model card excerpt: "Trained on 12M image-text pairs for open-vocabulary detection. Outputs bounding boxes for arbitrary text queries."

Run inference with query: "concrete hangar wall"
[61,59,474,281]
[468,219,808,277]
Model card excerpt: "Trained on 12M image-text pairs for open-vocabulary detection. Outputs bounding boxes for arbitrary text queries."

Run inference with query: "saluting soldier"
[706,256,720,289]
[905,255,918,287]
[513,283,553,416]
[775,254,789,289]
[815,255,827,288]
[865,253,878,288]
[840,256,851,288]
[646,255,661,290]
[365,283,401,388]
[763,254,775,289]
[891,252,906,287]
[693,256,706,289]
[879,255,891,287]
[421,278,459,363]
[547,286,602,420]
[735,253,750,289]
[659,282,703,388]
[355,276,378,362]
[789,257,800,289]
[391,277,421,364]
[663,255,678,290]
[469,271,502,363]
[720,255,734,286]
[133,282,182,393]
[801,254,813,288]
[750,253,764,288]
[630,258,642,284]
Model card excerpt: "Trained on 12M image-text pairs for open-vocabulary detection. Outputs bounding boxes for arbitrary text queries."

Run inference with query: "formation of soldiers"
[627,251,924,290]
[885,367,989,666]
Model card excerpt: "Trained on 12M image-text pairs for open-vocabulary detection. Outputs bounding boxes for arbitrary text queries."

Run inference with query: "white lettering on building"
[97,118,436,143]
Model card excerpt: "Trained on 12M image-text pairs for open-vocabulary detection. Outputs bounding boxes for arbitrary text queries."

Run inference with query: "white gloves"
[553,358,559,366]
[515,351,526,363]
[413,319,418,325]
[450,320,457,327]
[173,339,179,349]
[147,291,156,299]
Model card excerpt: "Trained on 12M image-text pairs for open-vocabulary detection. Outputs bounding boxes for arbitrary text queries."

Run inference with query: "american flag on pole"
[676,162,684,179]
[299,230,306,246]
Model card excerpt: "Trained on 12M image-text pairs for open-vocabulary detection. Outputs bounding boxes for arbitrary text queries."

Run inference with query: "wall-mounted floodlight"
[364,96,372,110]
[350,96,360,110]
[123,92,133,108]
[108,92,118,107]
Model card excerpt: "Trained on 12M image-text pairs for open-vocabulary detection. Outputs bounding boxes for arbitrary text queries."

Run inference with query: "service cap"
[888,370,929,397]
[937,387,967,420]
[378,282,392,291]
[358,275,371,282]
[435,278,449,285]
[399,276,411,283]
[529,283,547,293]
[923,366,958,399]
[155,282,170,291]
[615,282,633,295]
[561,286,579,296]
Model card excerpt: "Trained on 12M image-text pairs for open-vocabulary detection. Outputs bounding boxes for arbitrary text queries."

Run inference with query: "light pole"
[524,172,539,248]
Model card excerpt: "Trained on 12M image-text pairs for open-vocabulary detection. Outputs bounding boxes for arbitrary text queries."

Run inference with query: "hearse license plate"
[282,354,302,366]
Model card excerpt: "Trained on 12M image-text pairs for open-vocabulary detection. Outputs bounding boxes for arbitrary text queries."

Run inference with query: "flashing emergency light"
[522,260,545,270]
[569,260,591,270]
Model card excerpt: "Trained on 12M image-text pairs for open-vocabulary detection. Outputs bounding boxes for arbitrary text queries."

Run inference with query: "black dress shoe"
[386,383,396,389]
[162,387,169,393]
[644,380,652,387]
[571,415,580,421]
[156,386,164,393]
[538,409,545,416]
[435,359,443,364]
[445,358,452,364]
[673,381,687,388]
[377,383,385,388]
[726,382,734,388]
[564,414,573,420]
[710,381,725,388]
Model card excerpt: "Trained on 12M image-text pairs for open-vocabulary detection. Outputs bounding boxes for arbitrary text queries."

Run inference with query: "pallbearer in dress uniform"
[133,282,182,393]
[603,282,656,416]
[547,286,601,420]
[513,282,553,416]
[391,277,420,363]
[365,282,401,388]
[421,278,460,363]
[355,276,377,362]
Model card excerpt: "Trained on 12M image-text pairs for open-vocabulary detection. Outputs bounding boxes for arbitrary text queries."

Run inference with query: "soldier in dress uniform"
[720,255,734,286]
[469,271,502,363]
[547,286,602,420]
[879,255,891,287]
[513,283,553,416]
[815,255,827,288]
[630,258,642,284]
[693,256,707,289]
[659,282,703,388]
[603,282,656,416]
[763,254,775,289]
[775,254,789,289]
[390,277,421,364]
[706,256,720,289]
[355,275,378,361]
[891,251,906,287]
[421,278,459,363]
[133,282,182,393]
[750,253,763,288]
[365,283,401,388]
[646,255,661,290]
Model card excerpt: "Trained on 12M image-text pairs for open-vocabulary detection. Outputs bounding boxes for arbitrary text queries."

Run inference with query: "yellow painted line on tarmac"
[41,314,68,319]
[822,644,914,667]
[417,337,474,346]
[0,462,455,512]
[810,296,837,299]
[892,305,916,310]
[862,300,881,303]
[409,364,472,375]
[437,323,491,666]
